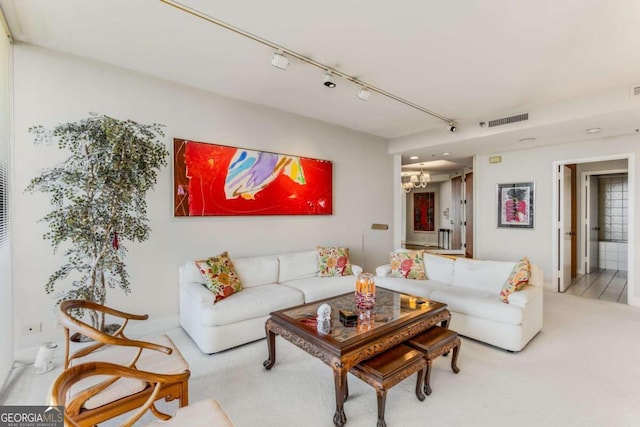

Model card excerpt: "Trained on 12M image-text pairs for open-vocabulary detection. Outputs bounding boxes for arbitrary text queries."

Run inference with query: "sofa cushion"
[317,246,354,277]
[500,257,531,302]
[195,252,243,302]
[145,399,234,427]
[389,250,426,279]
[200,284,304,327]
[278,251,319,283]
[233,255,279,288]
[375,277,450,299]
[430,287,524,325]
[423,253,455,283]
[282,275,356,303]
[451,258,516,293]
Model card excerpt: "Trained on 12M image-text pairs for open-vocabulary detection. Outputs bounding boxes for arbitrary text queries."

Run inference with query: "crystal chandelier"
[401,170,430,193]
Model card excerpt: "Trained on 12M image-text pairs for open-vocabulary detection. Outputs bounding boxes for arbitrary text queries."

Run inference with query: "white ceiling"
[2,0,640,170]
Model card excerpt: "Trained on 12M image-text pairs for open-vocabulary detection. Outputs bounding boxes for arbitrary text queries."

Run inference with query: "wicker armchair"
[57,300,190,426]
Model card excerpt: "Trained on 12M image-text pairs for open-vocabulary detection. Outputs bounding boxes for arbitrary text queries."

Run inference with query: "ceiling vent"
[631,85,640,97]
[488,113,529,128]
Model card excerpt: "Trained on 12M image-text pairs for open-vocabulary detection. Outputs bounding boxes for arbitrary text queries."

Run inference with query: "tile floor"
[564,268,628,304]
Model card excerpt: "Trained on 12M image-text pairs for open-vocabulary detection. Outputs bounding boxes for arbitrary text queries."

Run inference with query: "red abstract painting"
[413,192,435,232]
[174,139,332,216]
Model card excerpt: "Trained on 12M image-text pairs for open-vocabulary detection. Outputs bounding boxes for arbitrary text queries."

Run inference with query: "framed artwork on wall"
[497,182,534,229]
[174,139,333,216]
[413,192,435,232]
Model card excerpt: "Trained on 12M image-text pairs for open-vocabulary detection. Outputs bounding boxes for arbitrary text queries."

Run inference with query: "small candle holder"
[355,272,376,310]
[356,310,374,333]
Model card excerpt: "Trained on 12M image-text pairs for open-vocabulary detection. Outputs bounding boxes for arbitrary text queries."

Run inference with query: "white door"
[558,165,572,292]
[585,175,599,273]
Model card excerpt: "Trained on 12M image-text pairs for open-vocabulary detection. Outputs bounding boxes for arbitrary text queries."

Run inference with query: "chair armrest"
[59,300,148,343]
[50,361,191,426]
[61,299,149,321]
[375,264,391,277]
[507,284,542,308]
[59,300,175,367]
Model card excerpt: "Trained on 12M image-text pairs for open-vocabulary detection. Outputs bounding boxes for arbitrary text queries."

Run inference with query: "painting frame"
[497,182,535,229]
[413,191,436,232]
[173,139,333,216]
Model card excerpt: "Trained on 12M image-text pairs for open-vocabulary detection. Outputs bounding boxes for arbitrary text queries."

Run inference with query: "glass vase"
[355,272,376,310]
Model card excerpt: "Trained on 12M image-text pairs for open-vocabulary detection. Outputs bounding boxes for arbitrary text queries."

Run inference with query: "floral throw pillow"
[500,257,531,303]
[389,250,426,280]
[195,251,243,303]
[317,246,353,277]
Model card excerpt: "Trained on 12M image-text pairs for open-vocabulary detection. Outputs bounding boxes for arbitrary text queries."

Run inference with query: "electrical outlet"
[21,322,42,335]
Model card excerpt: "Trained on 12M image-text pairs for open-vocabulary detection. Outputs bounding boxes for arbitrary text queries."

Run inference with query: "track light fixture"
[160,0,456,124]
[357,87,371,101]
[270,52,289,70]
[323,72,337,88]
[447,122,457,132]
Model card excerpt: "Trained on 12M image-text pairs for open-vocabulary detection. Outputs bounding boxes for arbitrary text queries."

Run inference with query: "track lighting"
[270,52,289,70]
[447,122,457,132]
[357,87,371,101]
[323,72,336,88]
[161,0,457,125]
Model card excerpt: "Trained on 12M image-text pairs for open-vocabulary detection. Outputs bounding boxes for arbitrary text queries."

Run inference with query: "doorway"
[450,171,473,257]
[554,157,633,304]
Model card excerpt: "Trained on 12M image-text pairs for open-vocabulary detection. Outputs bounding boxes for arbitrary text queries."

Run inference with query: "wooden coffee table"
[263,288,450,426]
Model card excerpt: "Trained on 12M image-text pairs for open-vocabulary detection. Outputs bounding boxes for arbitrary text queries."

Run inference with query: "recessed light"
[409,156,419,160]
[442,152,451,156]
[586,128,601,134]
[519,137,536,143]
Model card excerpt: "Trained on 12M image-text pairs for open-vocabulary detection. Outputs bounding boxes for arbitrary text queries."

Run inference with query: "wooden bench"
[407,326,461,395]
[349,344,427,427]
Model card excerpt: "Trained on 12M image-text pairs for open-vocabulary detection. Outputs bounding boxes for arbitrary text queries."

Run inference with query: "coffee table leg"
[441,317,450,329]
[451,343,461,374]
[263,321,277,370]
[332,367,348,426]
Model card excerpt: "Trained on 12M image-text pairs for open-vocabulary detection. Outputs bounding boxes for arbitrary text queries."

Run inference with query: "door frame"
[558,164,574,292]
[580,168,628,274]
[553,154,636,304]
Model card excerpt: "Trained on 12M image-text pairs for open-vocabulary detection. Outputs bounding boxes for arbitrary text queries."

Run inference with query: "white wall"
[0,32,13,383]
[473,135,638,305]
[11,45,394,352]
[439,180,452,233]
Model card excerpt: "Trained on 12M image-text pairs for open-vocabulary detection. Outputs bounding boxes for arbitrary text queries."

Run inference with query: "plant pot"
[70,323,121,342]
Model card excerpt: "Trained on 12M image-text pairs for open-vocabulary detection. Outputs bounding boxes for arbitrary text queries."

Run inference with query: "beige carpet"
[145,292,640,427]
[3,292,640,426]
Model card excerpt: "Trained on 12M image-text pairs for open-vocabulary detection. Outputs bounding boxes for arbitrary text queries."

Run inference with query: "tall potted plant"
[26,113,169,331]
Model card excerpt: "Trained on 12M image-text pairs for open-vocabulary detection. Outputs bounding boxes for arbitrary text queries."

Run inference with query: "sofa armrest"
[375,264,391,277]
[351,264,363,276]
[507,284,542,308]
[181,282,215,305]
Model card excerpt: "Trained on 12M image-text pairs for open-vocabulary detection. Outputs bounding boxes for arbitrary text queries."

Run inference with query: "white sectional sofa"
[179,250,362,354]
[375,253,543,352]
